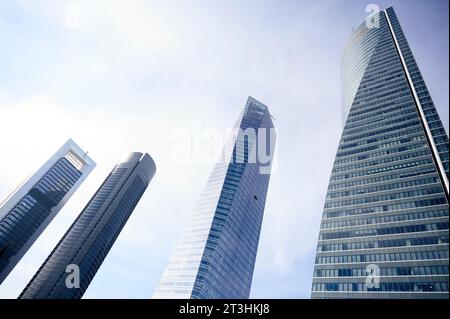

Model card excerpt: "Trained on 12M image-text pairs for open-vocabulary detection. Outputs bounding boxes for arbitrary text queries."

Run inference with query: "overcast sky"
[0,0,448,299]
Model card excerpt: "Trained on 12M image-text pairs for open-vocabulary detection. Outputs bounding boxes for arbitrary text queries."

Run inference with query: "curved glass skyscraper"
[19,152,156,299]
[312,7,449,298]
[153,96,276,299]
[0,139,95,285]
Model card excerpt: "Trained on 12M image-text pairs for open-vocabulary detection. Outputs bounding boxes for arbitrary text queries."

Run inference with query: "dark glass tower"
[153,96,276,299]
[0,139,95,285]
[312,7,449,298]
[19,152,156,299]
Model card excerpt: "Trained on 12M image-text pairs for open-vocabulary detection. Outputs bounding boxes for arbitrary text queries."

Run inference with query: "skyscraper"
[312,7,449,298]
[19,152,156,299]
[0,139,95,285]
[153,96,276,299]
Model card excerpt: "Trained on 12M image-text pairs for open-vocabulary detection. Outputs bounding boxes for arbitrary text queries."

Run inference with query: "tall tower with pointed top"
[153,96,277,299]
[312,7,449,299]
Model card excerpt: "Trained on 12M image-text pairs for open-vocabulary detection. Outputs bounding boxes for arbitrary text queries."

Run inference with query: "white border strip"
[384,9,449,197]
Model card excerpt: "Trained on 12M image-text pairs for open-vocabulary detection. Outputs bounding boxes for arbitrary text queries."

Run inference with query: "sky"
[0,0,448,299]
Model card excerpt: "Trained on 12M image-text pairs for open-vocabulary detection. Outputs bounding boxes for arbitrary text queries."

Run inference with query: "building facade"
[312,7,449,298]
[153,96,276,299]
[0,139,95,285]
[19,152,156,299]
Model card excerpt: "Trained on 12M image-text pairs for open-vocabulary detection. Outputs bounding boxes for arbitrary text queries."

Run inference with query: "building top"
[0,139,96,218]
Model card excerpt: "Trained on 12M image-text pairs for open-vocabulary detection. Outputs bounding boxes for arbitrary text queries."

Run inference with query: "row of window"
[319,222,448,240]
[33,158,82,206]
[335,139,426,168]
[51,158,82,182]
[349,72,408,115]
[347,80,410,121]
[344,99,414,132]
[318,235,448,252]
[325,186,443,209]
[350,62,409,107]
[328,165,434,190]
[320,208,448,229]
[346,93,412,127]
[341,112,418,142]
[324,196,447,218]
[0,197,49,272]
[335,132,423,160]
[331,157,431,182]
[326,175,438,199]
[0,198,44,239]
[314,265,449,277]
[353,44,402,83]
[351,80,410,113]
[348,58,407,111]
[332,148,430,174]
[338,122,421,151]
[312,281,448,292]
[315,248,448,264]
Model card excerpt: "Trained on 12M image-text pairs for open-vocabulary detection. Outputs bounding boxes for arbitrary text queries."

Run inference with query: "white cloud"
[18,0,179,53]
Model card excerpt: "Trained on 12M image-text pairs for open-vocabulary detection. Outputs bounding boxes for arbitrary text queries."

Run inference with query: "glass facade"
[0,139,95,285]
[312,7,449,299]
[19,152,156,299]
[153,96,276,299]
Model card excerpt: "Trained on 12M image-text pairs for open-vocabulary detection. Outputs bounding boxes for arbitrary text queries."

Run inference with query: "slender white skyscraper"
[0,139,95,285]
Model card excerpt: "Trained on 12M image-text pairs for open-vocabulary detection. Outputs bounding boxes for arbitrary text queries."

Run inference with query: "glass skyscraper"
[153,96,276,299]
[311,7,449,298]
[19,152,156,299]
[0,139,95,285]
